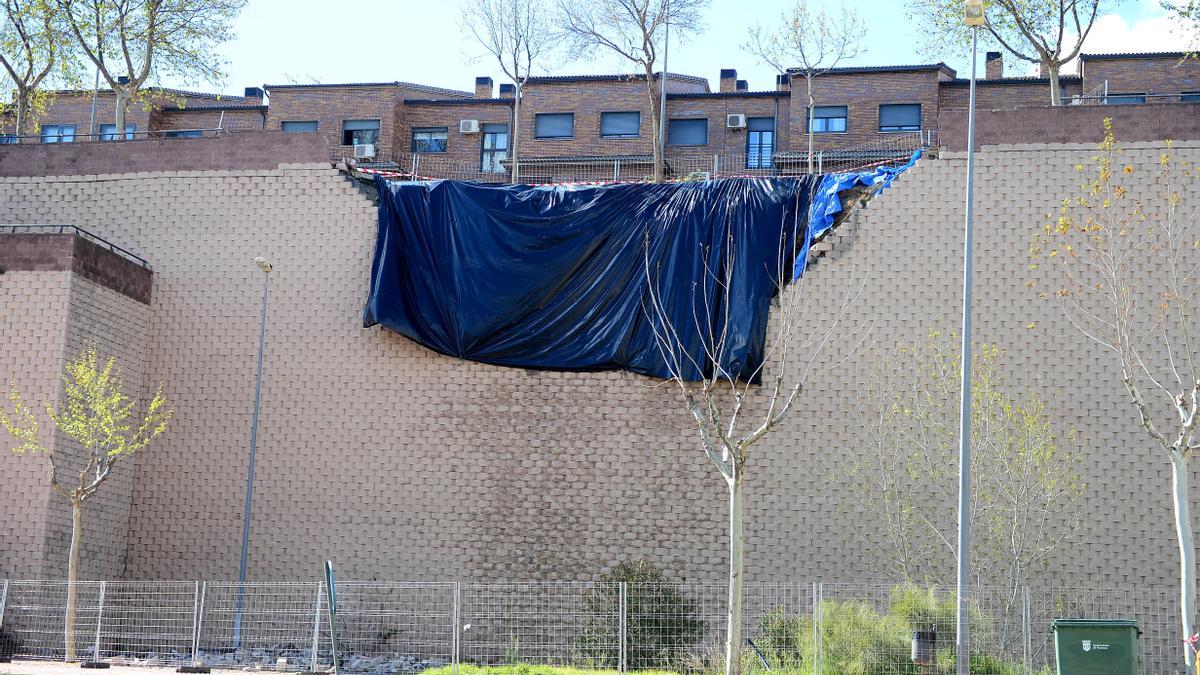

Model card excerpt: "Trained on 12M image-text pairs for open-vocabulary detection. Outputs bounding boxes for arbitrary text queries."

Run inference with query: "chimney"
[985,51,1003,79]
[498,83,515,98]
[736,79,748,92]
[474,76,493,98]
[243,86,264,102]
[776,73,790,91]
[719,68,737,93]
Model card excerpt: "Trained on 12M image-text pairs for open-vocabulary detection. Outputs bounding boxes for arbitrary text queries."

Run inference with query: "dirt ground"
[0,662,260,675]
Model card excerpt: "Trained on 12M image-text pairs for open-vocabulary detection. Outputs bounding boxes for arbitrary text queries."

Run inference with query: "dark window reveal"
[535,113,574,139]
[412,127,448,153]
[809,106,847,134]
[746,117,774,169]
[878,104,921,132]
[667,118,708,146]
[600,111,640,138]
[342,119,380,146]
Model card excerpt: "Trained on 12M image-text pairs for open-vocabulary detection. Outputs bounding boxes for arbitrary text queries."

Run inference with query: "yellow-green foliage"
[1,345,171,499]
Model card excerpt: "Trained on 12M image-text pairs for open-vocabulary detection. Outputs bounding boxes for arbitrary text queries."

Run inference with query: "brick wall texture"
[1,139,1199,592]
[939,102,1200,150]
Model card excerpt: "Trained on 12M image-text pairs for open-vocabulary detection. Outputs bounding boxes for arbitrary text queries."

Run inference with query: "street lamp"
[234,256,272,647]
[956,2,983,674]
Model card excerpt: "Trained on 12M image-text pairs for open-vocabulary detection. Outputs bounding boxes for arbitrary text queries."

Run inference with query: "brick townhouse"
[4,50,1197,179]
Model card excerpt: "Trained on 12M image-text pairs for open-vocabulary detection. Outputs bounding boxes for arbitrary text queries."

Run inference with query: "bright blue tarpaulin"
[364,175,821,382]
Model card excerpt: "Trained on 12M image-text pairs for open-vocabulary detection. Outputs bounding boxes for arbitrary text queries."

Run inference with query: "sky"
[195,0,1193,97]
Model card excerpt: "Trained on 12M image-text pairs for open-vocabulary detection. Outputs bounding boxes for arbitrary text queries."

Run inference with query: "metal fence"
[0,579,1186,673]
[344,132,933,185]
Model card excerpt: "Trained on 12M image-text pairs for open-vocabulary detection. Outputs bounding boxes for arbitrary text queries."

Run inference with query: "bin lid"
[1053,619,1139,629]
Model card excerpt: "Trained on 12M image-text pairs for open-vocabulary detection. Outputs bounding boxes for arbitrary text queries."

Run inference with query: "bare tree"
[745,0,865,173]
[643,184,867,675]
[461,0,557,184]
[1,346,171,661]
[908,0,1109,105]
[56,0,245,133]
[558,0,708,182]
[0,0,77,139]
[1032,122,1200,668]
[849,332,1084,644]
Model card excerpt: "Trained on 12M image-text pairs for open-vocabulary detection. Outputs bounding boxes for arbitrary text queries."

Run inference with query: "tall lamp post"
[956,2,984,674]
[234,256,272,646]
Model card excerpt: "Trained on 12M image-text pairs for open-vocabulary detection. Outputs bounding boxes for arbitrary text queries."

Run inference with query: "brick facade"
[1080,53,1200,99]
[938,101,1200,150]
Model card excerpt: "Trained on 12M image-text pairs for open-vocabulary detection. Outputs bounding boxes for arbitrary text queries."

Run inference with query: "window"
[99,123,136,141]
[809,106,847,134]
[1104,93,1146,105]
[1183,92,1200,103]
[878,104,921,132]
[746,117,774,169]
[40,124,75,143]
[481,123,509,174]
[534,113,574,139]
[411,127,448,153]
[164,130,203,139]
[282,120,318,133]
[667,118,708,146]
[342,119,380,146]
[0,134,16,144]
[600,111,640,138]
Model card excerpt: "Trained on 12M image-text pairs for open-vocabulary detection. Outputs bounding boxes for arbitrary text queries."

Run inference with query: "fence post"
[91,581,106,662]
[613,160,620,183]
[192,581,207,664]
[712,154,719,178]
[817,152,823,173]
[0,579,8,632]
[452,582,460,675]
[309,583,322,672]
[812,582,823,674]
[414,155,421,179]
[1022,586,1032,674]
[618,582,627,673]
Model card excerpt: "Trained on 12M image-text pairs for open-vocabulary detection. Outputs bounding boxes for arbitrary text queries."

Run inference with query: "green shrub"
[572,561,704,670]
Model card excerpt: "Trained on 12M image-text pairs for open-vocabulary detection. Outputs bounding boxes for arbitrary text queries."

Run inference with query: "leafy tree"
[849,332,1084,651]
[0,0,78,138]
[461,0,557,184]
[1163,0,1200,53]
[744,0,866,173]
[907,0,1110,105]
[55,0,246,133]
[1,346,171,661]
[558,0,709,182]
[1032,121,1200,669]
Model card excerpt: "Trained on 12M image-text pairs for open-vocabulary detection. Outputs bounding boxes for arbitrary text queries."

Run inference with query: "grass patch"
[422,662,676,667]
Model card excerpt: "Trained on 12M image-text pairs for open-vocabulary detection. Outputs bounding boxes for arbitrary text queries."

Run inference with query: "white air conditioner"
[726,114,747,129]
[353,143,375,160]
[460,119,481,134]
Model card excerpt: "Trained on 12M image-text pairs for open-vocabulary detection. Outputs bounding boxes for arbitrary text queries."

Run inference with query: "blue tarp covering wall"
[364,175,821,381]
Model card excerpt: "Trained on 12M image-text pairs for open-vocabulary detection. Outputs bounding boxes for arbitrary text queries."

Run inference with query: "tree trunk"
[114,90,129,136]
[646,72,663,182]
[1171,452,1197,668]
[806,76,814,174]
[724,472,744,675]
[511,86,521,184]
[1046,61,1062,106]
[64,499,82,661]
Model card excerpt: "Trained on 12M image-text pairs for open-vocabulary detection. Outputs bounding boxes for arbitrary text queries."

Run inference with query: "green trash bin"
[1053,619,1140,674]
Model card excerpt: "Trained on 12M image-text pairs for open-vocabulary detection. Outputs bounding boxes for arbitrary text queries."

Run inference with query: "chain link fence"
[0,579,1185,672]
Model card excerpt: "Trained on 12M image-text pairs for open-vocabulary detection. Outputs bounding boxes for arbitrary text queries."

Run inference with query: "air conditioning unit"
[353,143,375,160]
[459,119,481,134]
[726,114,747,129]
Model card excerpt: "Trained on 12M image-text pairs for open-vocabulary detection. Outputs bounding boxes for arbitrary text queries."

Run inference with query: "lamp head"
[254,256,273,273]
[964,0,985,27]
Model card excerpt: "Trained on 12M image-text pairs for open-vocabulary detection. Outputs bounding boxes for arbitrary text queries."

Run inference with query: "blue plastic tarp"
[364,175,820,381]
[800,149,922,279]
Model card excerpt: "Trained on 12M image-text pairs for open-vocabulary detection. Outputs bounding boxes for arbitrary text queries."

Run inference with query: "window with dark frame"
[534,113,574,139]
[99,123,136,141]
[412,127,448,153]
[282,120,318,133]
[746,117,774,169]
[1104,93,1147,105]
[809,106,848,134]
[667,118,708,146]
[878,104,921,132]
[164,130,203,138]
[481,123,509,173]
[600,111,640,138]
[342,119,380,146]
[40,124,75,143]
[1183,92,1200,103]
[0,134,16,144]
